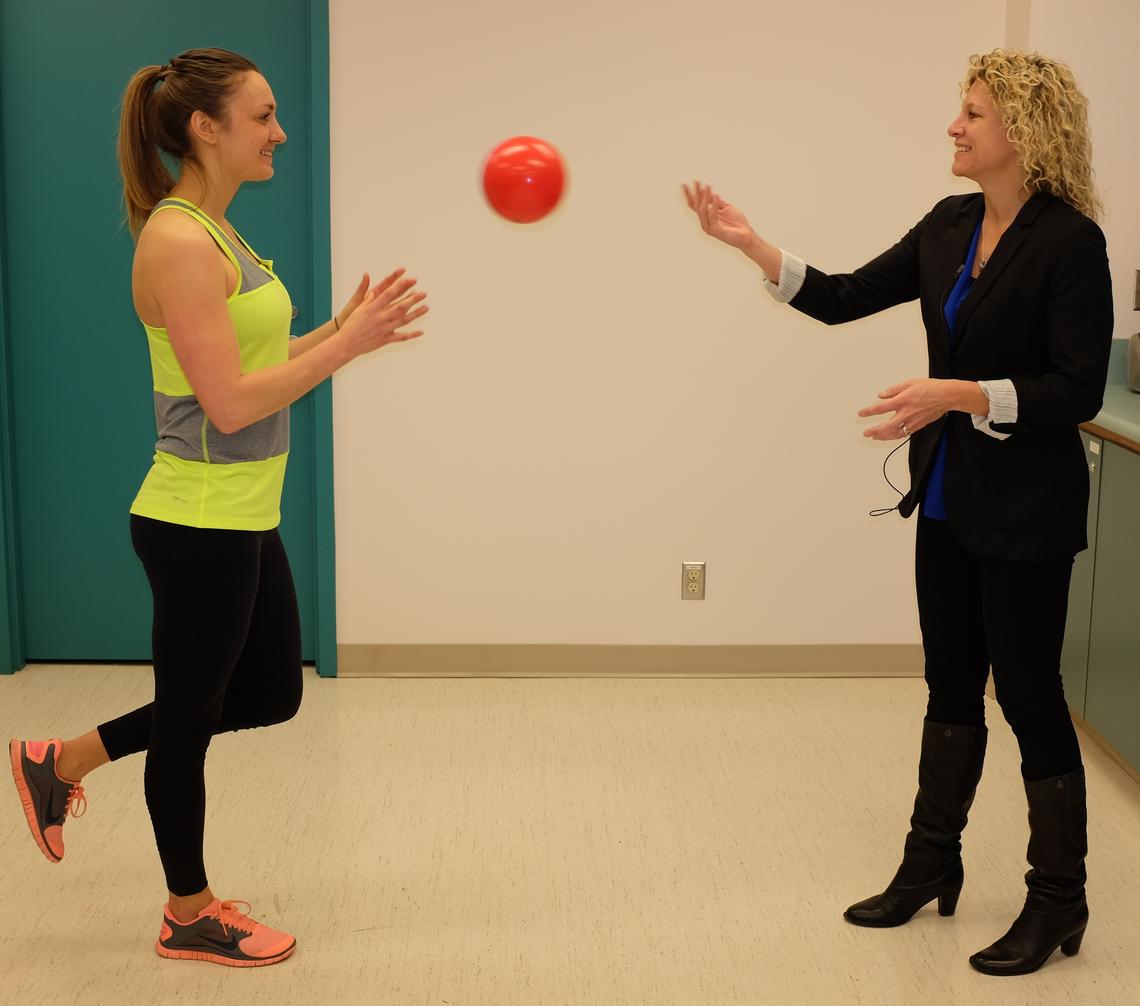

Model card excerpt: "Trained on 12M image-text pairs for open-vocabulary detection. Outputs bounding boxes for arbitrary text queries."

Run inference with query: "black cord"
[868,436,911,517]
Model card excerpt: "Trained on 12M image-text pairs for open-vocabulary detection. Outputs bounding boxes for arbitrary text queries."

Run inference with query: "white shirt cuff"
[972,379,1017,440]
[761,251,807,303]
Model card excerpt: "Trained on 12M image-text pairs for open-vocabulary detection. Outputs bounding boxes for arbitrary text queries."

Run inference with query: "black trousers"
[916,515,1082,781]
[97,515,303,896]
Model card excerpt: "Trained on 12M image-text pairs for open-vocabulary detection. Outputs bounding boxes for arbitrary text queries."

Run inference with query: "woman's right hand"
[337,268,428,362]
[683,181,757,251]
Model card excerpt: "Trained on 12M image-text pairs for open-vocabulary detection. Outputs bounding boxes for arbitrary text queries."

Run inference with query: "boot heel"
[938,884,962,917]
[1061,927,1086,957]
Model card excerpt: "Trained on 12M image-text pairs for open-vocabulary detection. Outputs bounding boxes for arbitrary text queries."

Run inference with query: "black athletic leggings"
[97,515,302,896]
[916,515,1082,781]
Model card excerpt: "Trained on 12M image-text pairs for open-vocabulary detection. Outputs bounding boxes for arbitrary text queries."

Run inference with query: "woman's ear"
[188,109,218,147]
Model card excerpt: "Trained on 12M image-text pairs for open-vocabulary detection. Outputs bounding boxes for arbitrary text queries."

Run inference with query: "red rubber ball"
[482,136,566,224]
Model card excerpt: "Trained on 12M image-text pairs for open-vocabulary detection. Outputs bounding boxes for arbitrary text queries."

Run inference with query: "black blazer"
[790,191,1113,561]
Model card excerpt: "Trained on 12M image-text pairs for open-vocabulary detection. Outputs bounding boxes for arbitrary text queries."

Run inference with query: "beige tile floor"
[2,665,1138,1006]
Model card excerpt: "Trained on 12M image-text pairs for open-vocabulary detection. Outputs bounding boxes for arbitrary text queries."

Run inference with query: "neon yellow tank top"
[130,198,294,530]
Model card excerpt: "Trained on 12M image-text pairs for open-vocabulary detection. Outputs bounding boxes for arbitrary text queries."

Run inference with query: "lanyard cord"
[868,436,912,517]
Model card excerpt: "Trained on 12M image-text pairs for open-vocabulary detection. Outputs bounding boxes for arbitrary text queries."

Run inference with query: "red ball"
[482,136,566,223]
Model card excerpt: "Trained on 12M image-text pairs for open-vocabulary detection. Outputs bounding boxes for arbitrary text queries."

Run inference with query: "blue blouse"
[922,218,983,520]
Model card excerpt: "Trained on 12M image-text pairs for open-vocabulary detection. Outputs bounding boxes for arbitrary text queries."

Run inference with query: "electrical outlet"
[681,561,706,600]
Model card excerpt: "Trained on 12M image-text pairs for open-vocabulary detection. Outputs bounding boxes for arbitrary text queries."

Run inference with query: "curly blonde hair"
[964,49,1101,221]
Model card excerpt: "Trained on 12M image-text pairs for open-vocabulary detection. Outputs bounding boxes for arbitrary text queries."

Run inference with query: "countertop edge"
[1081,386,1140,454]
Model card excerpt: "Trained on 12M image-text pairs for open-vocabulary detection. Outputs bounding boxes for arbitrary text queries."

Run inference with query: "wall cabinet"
[1082,441,1140,771]
[1060,434,1102,716]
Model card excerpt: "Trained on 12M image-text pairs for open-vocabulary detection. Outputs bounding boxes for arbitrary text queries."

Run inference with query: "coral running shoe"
[157,899,296,967]
[9,738,87,864]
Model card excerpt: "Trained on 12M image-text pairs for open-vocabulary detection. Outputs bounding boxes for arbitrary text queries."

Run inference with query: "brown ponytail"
[117,47,260,237]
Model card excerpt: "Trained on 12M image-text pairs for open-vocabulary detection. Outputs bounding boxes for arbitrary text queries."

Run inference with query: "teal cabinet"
[1060,434,1103,717]
[1083,441,1140,770]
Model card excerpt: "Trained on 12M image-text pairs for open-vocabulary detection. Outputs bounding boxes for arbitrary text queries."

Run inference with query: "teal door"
[0,1,336,674]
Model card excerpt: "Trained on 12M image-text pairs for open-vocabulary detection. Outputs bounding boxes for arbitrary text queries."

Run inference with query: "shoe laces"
[213,900,256,936]
[65,785,87,819]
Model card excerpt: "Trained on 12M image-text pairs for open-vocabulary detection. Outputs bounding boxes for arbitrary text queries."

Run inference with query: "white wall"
[328,1,1008,646]
[1030,1,1140,345]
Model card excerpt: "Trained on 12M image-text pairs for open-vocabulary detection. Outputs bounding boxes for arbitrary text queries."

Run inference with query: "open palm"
[683,181,755,250]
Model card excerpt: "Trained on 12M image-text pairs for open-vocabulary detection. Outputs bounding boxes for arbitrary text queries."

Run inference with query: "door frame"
[308,0,338,677]
[0,89,24,675]
[0,0,338,676]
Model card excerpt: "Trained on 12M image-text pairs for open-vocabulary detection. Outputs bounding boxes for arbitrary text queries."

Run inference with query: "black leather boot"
[969,767,1088,976]
[844,720,987,927]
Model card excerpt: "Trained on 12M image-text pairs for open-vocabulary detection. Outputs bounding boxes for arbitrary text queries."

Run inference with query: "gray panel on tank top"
[154,392,289,463]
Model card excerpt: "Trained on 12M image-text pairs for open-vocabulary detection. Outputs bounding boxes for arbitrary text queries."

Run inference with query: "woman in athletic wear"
[10,47,428,967]
[684,49,1111,976]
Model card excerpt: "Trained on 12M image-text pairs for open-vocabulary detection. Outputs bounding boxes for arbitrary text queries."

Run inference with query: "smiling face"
[212,71,287,183]
[947,80,1020,185]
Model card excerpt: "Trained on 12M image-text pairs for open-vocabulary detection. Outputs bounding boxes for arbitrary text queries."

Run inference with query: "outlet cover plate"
[682,561,706,600]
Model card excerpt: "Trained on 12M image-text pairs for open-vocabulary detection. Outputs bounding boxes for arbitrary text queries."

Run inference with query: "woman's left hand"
[858,378,954,440]
[334,273,372,329]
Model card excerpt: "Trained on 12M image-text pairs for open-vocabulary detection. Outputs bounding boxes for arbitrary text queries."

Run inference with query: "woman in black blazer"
[685,49,1112,976]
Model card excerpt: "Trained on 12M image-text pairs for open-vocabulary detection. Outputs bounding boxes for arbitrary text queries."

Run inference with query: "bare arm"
[288,316,339,360]
[142,222,426,433]
[288,273,375,359]
[740,233,785,285]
